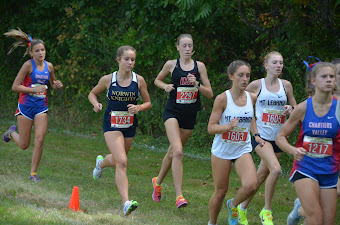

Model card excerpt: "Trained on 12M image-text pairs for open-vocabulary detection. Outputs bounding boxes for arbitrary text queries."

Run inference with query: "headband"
[303,56,322,72]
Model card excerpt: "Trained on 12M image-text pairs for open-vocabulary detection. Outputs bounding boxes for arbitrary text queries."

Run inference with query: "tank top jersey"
[255,78,287,141]
[211,90,253,160]
[18,59,50,107]
[103,71,139,129]
[164,59,201,112]
[291,97,340,176]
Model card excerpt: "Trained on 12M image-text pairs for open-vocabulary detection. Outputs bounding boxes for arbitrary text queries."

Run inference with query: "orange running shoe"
[152,177,162,202]
[176,195,188,208]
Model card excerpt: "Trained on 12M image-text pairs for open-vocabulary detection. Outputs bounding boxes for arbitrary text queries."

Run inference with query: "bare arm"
[249,92,265,147]
[12,60,38,94]
[48,62,63,89]
[196,61,213,99]
[282,80,297,115]
[246,79,261,95]
[154,60,176,92]
[127,75,152,114]
[208,93,238,134]
[88,74,110,113]
[275,101,307,161]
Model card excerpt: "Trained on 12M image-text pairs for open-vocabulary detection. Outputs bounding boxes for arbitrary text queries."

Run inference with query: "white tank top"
[255,78,287,141]
[211,90,253,160]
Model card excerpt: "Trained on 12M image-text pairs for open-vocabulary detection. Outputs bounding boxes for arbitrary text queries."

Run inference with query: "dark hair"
[116,45,136,58]
[227,60,251,75]
[176,34,193,46]
[3,28,44,57]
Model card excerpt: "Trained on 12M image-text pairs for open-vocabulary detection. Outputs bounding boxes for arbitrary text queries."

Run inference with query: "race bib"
[302,136,333,158]
[30,84,47,98]
[111,111,134,128]
[262,109,285,127]
[176,87,198,104]
[222,127,248,145]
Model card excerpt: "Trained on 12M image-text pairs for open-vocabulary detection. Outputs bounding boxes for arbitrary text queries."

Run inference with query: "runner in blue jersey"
[3,28,63,182]
[89,46,151,216]
[151,34,213,208]
[276,62,339,225]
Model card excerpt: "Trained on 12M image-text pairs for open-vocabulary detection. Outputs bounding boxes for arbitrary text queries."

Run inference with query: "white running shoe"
[287,198,302,225]
[93,155,104,180]
[123,200,138,216]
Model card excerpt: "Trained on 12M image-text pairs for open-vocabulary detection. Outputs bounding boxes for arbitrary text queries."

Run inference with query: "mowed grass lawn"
[0,121,339,225]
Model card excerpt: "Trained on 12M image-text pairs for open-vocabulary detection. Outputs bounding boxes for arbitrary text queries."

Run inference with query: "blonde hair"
[4,28,44,57]
[263,51,283,66]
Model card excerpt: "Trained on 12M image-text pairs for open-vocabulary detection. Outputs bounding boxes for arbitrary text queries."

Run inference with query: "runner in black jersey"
[151,34,213,208]
[89,46,151,216]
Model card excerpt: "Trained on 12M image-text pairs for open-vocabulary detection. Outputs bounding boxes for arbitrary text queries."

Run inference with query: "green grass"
[0,120,339,225]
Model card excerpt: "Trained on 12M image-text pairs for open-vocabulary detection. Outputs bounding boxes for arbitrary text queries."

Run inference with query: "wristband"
[33,87,36,94]
[195,81,200,89]
[137,105,141,112]
[253,133,261,138]
[291,106,294,110]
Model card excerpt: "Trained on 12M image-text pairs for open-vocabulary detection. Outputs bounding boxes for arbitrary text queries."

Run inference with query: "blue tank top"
[103,71,139,128]
[293,97,340,174]
[19,59,50,107]
[165,59,201,112]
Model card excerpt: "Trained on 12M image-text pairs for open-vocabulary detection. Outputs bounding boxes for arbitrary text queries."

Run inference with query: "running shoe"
[259,208,274,225]
[123,200,138,216]
[226,199,238,225]
[176,195,188,208]
[29,172,40,182]
[93,155,104,180]
[287,198,302,225]
[238,204,248,225]
[3,125,17,142]
[152,177,162,202]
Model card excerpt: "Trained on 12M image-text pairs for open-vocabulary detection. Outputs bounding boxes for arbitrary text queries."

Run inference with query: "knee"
[270,166,282,178]
[19,142,30,150]
[242,182,257,195]
[214,188,228,201]
[172,148,183,160]
[34,134,45,145]
[115,158,127,169]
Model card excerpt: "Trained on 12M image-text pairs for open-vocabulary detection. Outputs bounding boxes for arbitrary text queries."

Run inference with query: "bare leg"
[11,115,33,150]
[232,153,257,206]
[241,142,281,210]
[102,131,134,204]
[31,113,48,173]
[209,154,232,224]
[156,118,192,197]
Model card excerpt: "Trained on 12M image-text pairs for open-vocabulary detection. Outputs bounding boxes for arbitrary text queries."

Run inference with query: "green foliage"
[0,0,339,141]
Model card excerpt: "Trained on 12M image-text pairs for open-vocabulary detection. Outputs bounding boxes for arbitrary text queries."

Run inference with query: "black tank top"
[165,59,201,112]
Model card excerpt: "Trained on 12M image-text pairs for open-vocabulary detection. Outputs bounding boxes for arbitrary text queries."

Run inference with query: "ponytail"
[4,28,44,57]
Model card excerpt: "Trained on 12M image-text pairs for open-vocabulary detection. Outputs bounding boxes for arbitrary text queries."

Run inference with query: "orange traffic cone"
[69,186,82,211]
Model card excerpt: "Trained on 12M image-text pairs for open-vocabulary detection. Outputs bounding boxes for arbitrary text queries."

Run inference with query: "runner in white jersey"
[208,60,263,225]
[238,51,297,225]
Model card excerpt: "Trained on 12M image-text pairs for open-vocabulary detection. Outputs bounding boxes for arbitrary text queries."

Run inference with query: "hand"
[255,136,265,147]
[35,84,48,93]
[294,147,306,161]
[93,103,103,112]
[187,73,197,86]
[283,105,294,115]
[229,118,239,129]
[165,84,175,93]
[127,104,139,114]
[53,80,63,89]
